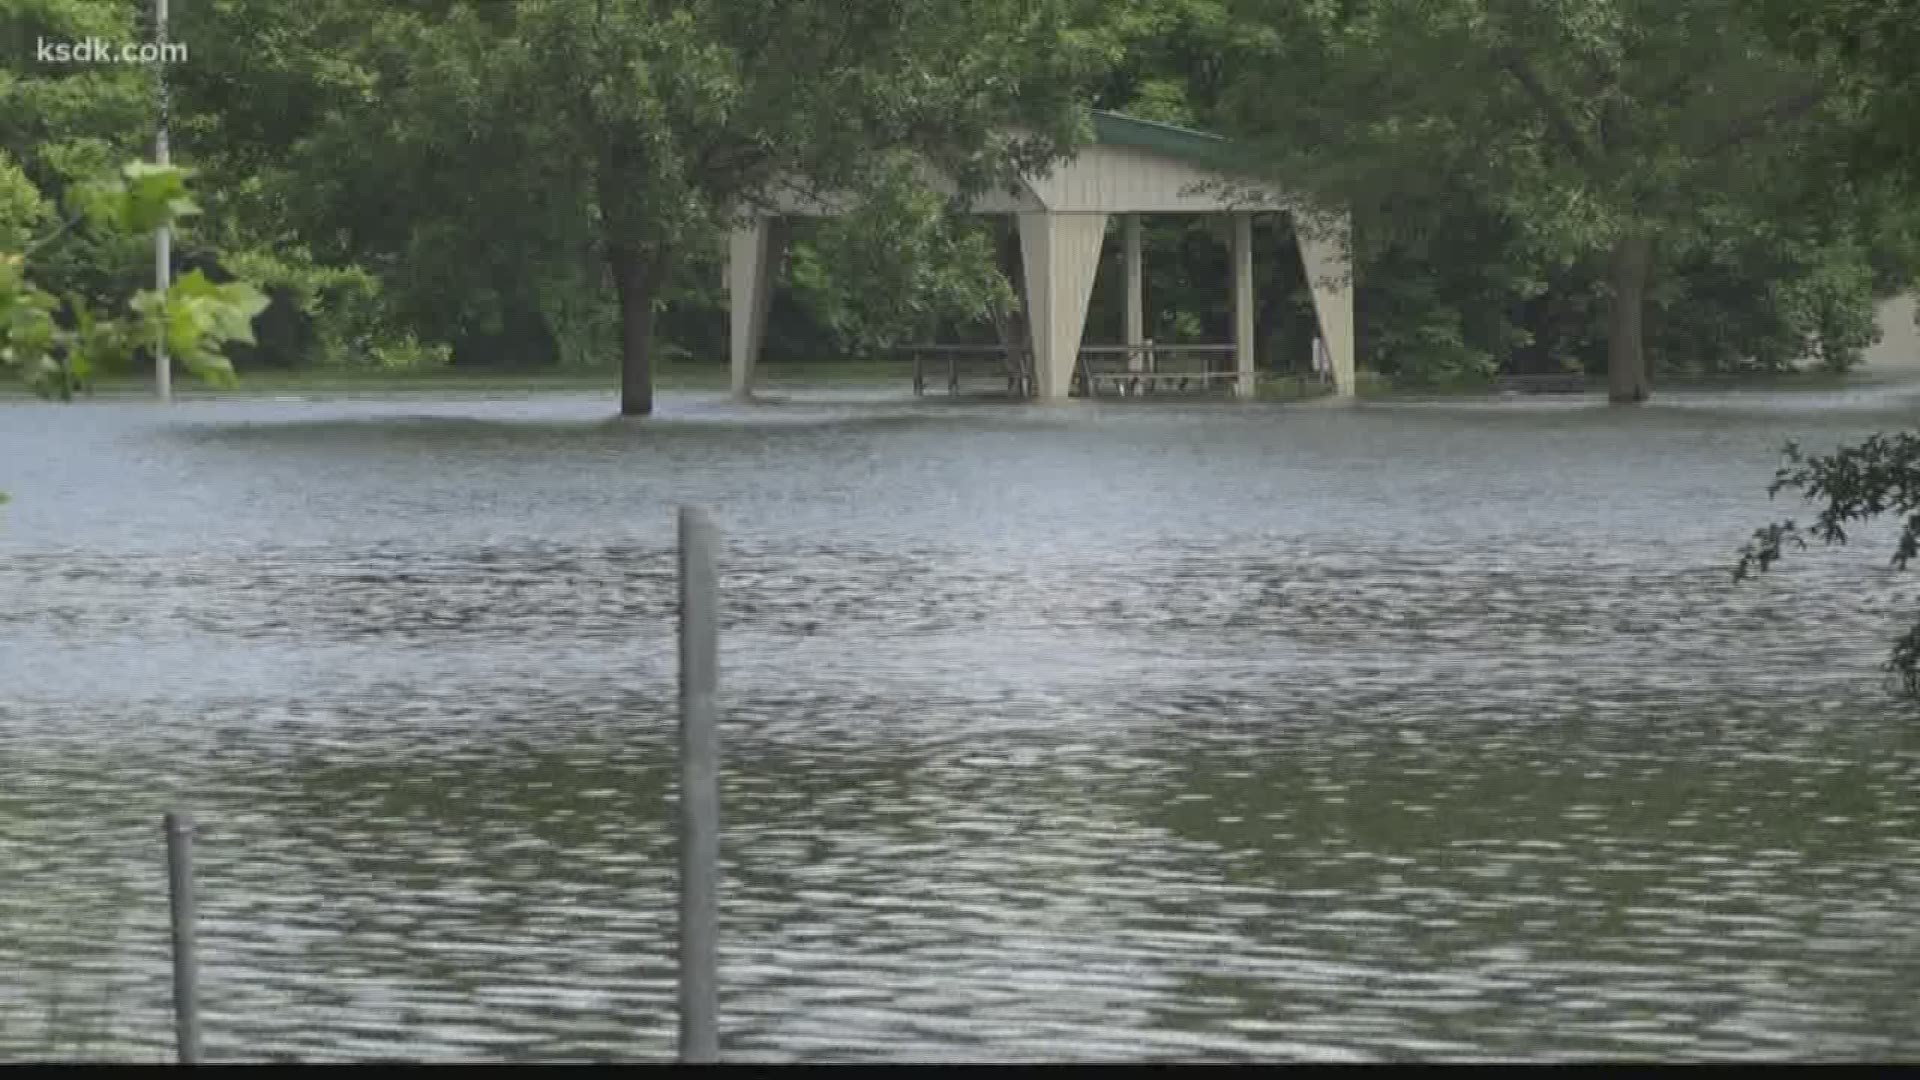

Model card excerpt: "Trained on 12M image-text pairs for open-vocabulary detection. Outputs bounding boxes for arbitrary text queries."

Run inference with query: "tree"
[1,0,162,325]
[216,0,1098,414]
[2,2,267,410]
[1218,0,1842,403]
[785,162,1017,356]
[542,0,1100,414]
[1763,0,1920,184]
[165,0,534,371]
[1,159,264,402]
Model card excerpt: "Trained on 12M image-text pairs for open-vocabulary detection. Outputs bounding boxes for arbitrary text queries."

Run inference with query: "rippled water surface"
[3,387,1918,1061]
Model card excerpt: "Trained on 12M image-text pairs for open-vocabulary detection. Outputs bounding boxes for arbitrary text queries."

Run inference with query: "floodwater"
[2,385,1917,1061]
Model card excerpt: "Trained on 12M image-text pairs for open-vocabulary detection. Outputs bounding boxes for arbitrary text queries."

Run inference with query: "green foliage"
[0,0,161,322]
[535,262,619,371]
[2,0,1904,395]
[1354,187,1545,384]
[506,0,1096,407]
[164,0,1100,406]
[1736,434,1920,696]
[1214,0,1856,397]
[0,162,264,399]
[69,160,198,236]
[1060,0,1920,390]
[1763,0,1920,184]
[164,0,473,369]
[790,155,1016,352]
[367,332,453,372]
[217,246,387,366]
[1652,222,1883,376]
[0,149,47,248]
[129,269,263,383]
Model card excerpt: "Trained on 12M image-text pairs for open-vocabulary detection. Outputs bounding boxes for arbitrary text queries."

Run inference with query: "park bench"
[1075,343,1240,396]
[905,344,1034,397]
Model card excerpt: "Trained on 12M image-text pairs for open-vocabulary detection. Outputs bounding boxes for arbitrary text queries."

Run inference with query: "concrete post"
[728,218,781,398]
[163,811,200,1063]
[677,507,721,1062]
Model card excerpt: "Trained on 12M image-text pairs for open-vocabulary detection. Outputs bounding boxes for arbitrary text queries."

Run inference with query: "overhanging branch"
[1494,46,1601,172]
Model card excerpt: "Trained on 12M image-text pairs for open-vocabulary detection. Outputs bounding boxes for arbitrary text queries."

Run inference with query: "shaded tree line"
[5,0,1918,411]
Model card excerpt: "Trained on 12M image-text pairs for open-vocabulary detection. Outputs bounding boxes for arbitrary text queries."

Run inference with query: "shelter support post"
[1296,211,1356,398]
[728,217,784,397]
[1017,212,1109,400]
[1124,215,1146,372]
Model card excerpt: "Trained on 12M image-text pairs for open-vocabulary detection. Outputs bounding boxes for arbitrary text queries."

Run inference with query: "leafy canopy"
[1,160,265,400]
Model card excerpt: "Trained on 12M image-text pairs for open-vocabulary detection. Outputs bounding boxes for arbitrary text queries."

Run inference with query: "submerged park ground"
[1,372,1917,1061]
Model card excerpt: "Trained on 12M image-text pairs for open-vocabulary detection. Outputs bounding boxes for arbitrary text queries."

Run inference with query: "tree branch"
[694,137,778,215]
[1645,69,1703,111]
[1698,88,1825,158]
[1571,48,1617,101]
[1493,46,1600,172]
[23,212,86,260]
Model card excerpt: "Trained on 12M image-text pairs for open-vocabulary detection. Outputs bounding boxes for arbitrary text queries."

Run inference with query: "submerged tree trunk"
[1606,231,1654,404]
[609,249,663,417]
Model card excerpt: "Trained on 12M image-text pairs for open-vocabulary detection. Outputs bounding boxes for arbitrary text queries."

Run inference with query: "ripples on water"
[2,389,1918,1060]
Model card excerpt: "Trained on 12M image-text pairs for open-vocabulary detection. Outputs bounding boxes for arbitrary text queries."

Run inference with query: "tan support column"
[1297,211,1356,398]
[1018,211,1108,400]
[728,216,783,397]
[1124,214,1145,372]
[1232,212,1256,399]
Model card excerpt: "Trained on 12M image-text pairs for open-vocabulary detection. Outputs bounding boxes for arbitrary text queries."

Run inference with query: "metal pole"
[153,0,171,402]
[163,811,200,1064]
[676,507,720,1063]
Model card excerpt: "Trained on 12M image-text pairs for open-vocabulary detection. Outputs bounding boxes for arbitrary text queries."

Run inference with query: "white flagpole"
[154,0,171,402]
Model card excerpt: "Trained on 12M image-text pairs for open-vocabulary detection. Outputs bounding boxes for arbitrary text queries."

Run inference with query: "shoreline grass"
[0,359,911,399]
[1356,366,1894,400]
[1,359,1904,401]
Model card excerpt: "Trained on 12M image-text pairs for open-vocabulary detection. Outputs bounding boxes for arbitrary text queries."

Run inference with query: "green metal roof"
[1087,110,1250,173]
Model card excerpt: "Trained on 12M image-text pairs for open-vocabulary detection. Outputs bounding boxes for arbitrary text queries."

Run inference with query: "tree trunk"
[1606,231,1653,404]
[609,250,662,417]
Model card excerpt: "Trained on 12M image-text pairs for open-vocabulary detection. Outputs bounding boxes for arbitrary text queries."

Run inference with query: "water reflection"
[2,389,1918,1060]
